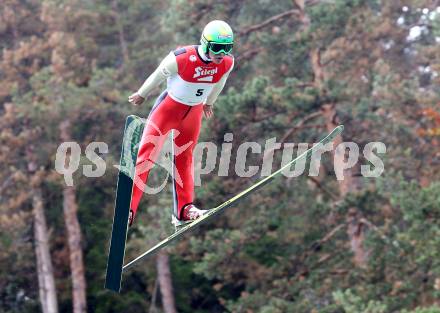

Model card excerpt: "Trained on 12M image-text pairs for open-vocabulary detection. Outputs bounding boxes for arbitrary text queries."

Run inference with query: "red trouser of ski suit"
[130,91,203,220]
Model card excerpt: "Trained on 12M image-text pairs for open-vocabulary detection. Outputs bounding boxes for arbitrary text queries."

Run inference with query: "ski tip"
[331,125,344,135]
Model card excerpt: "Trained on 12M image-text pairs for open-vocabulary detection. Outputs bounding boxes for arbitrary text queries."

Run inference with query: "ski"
[123,125,344,271]
[105,115,145,292]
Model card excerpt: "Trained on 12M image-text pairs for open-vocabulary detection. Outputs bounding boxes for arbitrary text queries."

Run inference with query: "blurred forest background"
[1,0,439,312]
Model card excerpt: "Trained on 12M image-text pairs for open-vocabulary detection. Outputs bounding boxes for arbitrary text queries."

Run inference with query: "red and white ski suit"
[130,45,234,219]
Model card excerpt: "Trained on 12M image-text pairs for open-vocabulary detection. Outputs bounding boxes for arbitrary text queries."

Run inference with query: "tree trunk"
[156,251,177,313]
[33,186,59,313]
[321,104,359,196]
[63,185,87,313]
[322,104,368,267]
[60,120,87,313]
[296,1,369,268]
[321,96,368,268]
[112,0,129,68]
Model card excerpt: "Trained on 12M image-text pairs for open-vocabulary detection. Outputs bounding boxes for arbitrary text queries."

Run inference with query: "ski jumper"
[130,45,234,220]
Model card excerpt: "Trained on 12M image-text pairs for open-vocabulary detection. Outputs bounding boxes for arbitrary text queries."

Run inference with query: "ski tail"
[105,115,145,292]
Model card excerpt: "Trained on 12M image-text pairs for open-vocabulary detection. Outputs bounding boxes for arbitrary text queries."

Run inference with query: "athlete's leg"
[172,104,204,219]
[130,92,179,219]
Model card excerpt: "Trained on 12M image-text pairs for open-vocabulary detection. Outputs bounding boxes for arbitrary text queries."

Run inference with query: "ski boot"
[171,204,209,231]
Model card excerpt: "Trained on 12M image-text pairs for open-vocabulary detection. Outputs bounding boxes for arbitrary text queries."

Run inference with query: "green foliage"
[333,289,387,313]
[402,306,440,313]
[1,0,440,312]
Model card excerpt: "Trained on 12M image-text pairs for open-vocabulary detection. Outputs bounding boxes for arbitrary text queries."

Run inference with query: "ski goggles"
[207,42,233,55]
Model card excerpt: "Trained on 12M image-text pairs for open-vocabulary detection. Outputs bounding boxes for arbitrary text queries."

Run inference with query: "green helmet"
[200,20,234,55]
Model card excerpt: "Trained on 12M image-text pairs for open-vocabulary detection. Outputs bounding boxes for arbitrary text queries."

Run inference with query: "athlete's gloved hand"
[128,93,145,106]
[203,104,214,119]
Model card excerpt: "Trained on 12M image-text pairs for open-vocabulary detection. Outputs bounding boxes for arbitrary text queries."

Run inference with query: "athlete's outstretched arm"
[128,52,178,106]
